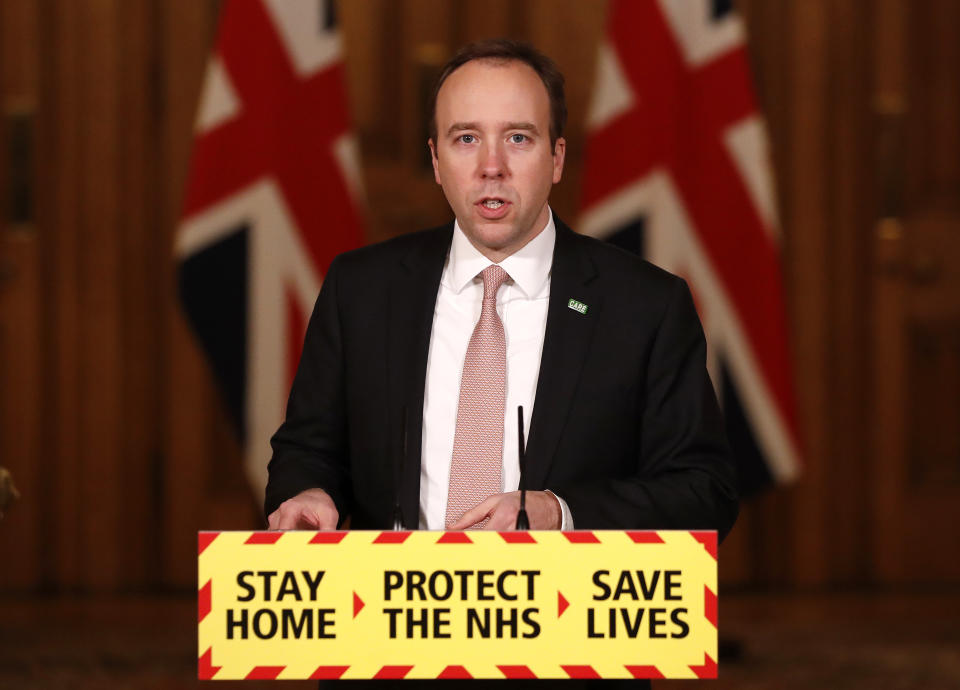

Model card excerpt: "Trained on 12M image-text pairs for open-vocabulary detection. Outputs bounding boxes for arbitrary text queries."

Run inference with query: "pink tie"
[445,265,509,529]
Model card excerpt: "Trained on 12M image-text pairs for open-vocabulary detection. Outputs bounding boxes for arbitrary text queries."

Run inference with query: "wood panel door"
[0,0,259,594]
[0,0,43,591]
[871,0,960,584]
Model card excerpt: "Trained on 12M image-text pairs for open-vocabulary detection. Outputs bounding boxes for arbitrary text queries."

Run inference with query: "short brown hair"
[428,39,567,148]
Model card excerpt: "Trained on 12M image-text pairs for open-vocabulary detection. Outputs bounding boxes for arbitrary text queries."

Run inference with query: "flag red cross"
[582,0,797,435]
[181,0,361,272]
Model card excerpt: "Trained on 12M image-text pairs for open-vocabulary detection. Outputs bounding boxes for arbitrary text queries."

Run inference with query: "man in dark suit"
[266,38,736,549]
[265,37,736,690]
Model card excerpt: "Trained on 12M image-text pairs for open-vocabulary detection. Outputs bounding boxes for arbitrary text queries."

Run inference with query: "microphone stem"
[393,407,407,531]
[515,406,530,530]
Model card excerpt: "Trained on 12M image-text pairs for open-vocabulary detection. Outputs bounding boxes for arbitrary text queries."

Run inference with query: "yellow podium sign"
[198,530,717,680]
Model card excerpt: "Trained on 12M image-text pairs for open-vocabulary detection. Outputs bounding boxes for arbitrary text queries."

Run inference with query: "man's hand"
[448,491,561,531]
[267,488,339,530]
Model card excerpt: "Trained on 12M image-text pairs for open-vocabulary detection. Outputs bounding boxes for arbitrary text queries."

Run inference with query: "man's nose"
[479,142,507,178]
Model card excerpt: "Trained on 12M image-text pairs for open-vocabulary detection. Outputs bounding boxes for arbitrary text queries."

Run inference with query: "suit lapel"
[524,219,601,490]
[385,226,451,529]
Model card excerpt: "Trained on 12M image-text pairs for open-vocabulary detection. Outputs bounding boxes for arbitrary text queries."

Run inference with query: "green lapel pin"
[567,298,589,315]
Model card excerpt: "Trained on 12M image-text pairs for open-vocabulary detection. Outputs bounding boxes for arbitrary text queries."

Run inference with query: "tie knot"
[480,264,509,301]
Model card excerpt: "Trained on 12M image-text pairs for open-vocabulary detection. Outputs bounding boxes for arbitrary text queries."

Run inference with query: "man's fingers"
[267,509,286,530]
[449,496,496,530]
[270,508,325,530]
[481,499,519,531]
[296,510,322,530]
[448,507,485,530]
[268,505,297,530]
[450,493,524,530]
[268,492,339,531]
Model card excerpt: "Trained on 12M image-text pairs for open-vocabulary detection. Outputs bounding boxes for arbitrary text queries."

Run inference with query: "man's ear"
[552,137,566,184]
[428,139,441,185]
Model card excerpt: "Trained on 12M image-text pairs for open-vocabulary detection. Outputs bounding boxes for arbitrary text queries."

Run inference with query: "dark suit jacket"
[265,216,737,688]
[266,216,737,536]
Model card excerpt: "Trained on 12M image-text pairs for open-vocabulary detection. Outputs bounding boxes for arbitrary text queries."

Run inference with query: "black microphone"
[392,407,407,531]
[515,406,530,530]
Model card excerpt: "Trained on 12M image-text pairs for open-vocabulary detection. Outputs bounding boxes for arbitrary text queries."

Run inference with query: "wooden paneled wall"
[0,0,245,593]
[1,0,956,593]
[729,0,876,587]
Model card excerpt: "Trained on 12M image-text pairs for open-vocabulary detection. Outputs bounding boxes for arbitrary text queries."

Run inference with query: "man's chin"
[470,225,516,249]
[456,225,516,261]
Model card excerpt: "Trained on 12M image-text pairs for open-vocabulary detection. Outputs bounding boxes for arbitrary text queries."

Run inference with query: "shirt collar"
[447,209,555,298]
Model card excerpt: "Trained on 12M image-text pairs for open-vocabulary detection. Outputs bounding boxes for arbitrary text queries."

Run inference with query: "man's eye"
[510,134,528,144]
[458,134,476,144]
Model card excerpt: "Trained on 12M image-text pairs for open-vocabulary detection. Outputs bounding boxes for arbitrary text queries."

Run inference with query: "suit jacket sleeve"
[264,256,352,522]
[556,277,739,540]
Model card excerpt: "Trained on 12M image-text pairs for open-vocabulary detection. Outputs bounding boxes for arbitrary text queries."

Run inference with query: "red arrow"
[558,591,569,617]
[353,591,365,618]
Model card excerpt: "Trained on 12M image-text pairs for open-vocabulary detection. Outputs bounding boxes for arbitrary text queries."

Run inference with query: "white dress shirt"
[419,211,573,530]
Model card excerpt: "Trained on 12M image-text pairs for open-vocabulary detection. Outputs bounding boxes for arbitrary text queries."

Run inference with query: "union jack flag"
[175,0,365,498]
[579,0,801,493]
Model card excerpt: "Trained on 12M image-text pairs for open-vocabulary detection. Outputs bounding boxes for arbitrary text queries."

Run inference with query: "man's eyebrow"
[446,122,479,135]
[505,122,540,133]
[445,122,542,135]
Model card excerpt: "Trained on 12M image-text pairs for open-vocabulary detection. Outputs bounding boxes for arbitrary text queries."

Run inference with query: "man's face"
[429,59,565,263]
